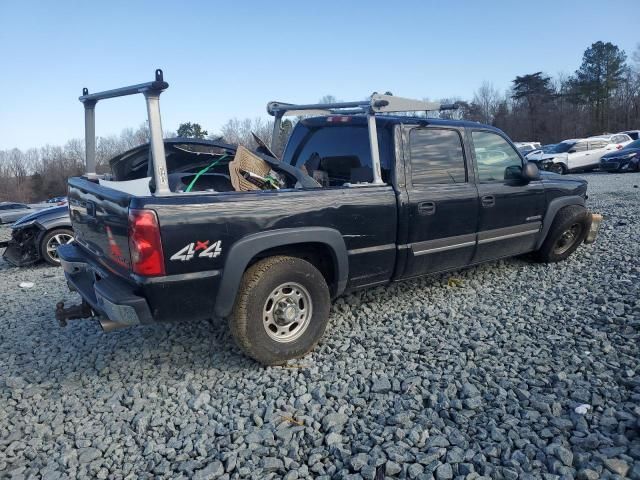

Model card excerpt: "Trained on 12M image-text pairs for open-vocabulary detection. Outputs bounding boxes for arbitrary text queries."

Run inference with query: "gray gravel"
[1,172,639,479]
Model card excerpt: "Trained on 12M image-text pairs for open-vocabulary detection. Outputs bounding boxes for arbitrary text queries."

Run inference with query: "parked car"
[599,138,640,172]
[621,130,640,141]
[54,72,602,365]
[588,133,633,151]
[524,144,556,159]
[1,206,73,266]
[46,196,68,205]
[514,142,541,156]
[0,203,35,224]
[526,138,613,174]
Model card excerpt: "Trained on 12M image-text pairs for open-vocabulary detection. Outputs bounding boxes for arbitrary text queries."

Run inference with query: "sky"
[0,0,638,150]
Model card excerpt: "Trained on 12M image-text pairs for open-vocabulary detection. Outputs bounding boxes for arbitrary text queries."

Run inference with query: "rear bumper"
[58,243,153,326]
[58,242,223,326]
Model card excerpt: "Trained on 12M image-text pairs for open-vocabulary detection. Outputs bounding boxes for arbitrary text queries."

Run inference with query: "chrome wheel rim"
[550,164,563,174]
[46,233,74,262]
[553,224,581,255]
[263,282,312,343]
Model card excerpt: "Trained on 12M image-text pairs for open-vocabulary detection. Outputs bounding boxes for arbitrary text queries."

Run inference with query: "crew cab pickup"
[57,72,602,364]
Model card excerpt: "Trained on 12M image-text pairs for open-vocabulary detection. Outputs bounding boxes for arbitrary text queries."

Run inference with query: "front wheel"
[548,163,567,175]
[40,228,74,266]
[533,206,590,263]
[230,256,331,365]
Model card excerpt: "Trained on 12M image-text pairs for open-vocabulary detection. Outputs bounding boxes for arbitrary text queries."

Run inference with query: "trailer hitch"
[55,301,94,327]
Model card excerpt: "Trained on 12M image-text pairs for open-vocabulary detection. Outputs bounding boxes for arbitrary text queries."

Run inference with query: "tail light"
[616,144,623,149]
[128,208,165,276]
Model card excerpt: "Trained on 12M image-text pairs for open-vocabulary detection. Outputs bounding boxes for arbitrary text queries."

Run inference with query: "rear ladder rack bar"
[267,94,458,185]
[79,69,170,195]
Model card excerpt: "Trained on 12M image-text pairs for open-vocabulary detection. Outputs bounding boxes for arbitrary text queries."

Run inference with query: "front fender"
[536,195,586,249]
[214,227,348,318]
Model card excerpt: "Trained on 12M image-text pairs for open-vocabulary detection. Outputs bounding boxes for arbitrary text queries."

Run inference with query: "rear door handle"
[418,201,436,215]
[481,195,495,208]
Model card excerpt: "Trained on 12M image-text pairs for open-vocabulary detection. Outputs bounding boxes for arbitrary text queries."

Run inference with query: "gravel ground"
[0,172,639,480]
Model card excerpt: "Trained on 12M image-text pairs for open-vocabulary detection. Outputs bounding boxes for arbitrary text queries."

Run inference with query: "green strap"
[185,155,229,193]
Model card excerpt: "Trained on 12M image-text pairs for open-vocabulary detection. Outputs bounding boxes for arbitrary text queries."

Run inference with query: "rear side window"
[587,140,606,150]
[409,128,466,185]
[471,131,523,182]
[283,124,391,186]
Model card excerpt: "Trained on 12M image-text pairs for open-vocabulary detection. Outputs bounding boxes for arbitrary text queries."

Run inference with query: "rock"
[325,433,343,446]
[576,469,599,480]
[385,461,402,476]
[408,463,424,479]
[78,448,101,464]
[554,445,574,467]
[603,458,629,477]
[261,457,284,473]
[193,392,211,409]
[464,396,483,409]
[371,377,391,393]
[350,453,369,471]
[322,413,349,432]
[5,376,27,389]
[194,460,224,479]
[435,463,453,479]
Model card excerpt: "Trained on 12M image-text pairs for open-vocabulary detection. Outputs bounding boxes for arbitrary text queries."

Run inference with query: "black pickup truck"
[57,72,602,365]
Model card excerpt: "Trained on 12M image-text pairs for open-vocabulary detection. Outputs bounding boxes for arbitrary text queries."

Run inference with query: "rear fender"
[214,227,348,318]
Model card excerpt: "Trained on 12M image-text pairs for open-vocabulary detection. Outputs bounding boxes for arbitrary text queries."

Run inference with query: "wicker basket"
[228,146,272,191]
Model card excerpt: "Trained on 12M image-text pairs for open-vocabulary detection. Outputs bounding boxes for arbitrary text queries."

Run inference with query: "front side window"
[571,142,588,152]
[471,131,523,182]
[409,128,466,185]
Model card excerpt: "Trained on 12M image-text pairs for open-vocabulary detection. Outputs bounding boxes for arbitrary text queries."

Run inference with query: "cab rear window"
[283,124,391,186]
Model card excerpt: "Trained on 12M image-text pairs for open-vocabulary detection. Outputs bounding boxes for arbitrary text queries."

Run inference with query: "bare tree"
[472,81,501,124]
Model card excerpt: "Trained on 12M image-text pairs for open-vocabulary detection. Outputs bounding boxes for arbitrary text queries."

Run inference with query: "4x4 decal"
[170,240,222,262]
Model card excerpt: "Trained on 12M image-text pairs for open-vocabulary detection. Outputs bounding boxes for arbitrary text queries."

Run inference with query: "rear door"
[401,126,479,278]
[470,129,545,263]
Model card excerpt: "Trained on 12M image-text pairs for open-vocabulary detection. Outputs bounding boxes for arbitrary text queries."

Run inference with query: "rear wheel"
[230,256,331,365]
[534,206,590,263]
[40,228,74,266]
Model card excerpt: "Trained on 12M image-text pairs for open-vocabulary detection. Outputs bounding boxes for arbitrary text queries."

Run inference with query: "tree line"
[1,41,638,202]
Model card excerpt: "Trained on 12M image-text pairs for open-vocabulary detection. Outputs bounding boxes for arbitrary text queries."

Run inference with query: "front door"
[470,129,545,263]
[402,126,479,278]
[566,140,591,170]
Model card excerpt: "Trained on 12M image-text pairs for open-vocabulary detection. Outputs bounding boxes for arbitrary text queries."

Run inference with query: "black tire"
[40,228,74,266]
[549,163,567,175]
[534,206,590,263]
[230,255,331,365]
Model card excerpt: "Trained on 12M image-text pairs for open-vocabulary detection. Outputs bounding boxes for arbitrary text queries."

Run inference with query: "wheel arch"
[214,227,348,318]
[536,196,586,249]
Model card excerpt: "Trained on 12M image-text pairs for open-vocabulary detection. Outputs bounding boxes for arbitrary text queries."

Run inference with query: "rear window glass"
[283,123,391,185]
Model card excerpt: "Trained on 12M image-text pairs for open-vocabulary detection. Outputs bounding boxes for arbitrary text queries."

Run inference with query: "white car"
[526,134,633,174]
[514,142,541,155]
[588,133,633,151]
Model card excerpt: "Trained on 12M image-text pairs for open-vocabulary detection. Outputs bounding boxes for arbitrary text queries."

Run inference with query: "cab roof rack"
[80,69,171,195]
[267,94,458,185]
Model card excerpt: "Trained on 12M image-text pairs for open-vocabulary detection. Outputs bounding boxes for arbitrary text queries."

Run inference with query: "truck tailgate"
[67,177,132,273]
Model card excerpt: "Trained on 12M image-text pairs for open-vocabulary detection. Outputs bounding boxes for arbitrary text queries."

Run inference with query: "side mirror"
[522,162,540,182]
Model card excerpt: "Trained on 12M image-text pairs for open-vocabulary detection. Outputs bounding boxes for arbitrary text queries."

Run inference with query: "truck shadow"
[1,255,534,387]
